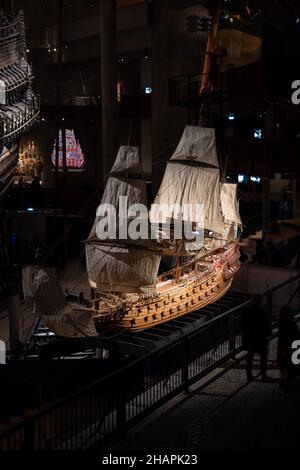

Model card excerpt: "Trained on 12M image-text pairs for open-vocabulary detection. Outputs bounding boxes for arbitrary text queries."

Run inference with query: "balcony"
[0,15,19,41]
[40,92,151,119]
[0,96,40,149]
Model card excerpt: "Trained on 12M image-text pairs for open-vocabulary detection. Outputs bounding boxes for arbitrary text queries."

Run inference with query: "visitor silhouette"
[242,295,269,382]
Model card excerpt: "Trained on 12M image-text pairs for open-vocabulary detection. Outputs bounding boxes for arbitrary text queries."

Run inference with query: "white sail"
[88,176,148,243]
[150,163,225,234]
[88,146,148,243]
[220,183,242,240]
[101,176,148,208]
[86,145,161,293]
[86,243,161,293]
[220,183,242,225]
[23,267,97,338]
[171,126,219,167]
[110,146,143,176]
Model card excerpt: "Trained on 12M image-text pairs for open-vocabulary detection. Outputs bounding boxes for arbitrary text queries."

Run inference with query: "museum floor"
[111,336,300,451]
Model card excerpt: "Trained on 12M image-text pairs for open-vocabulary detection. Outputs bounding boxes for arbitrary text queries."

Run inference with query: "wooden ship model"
[0,9,39,198]
[23,126,242,339]
[85,126,242,333]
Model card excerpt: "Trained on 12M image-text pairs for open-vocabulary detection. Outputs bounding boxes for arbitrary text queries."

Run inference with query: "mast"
[199,0,222,96]
[151,126,225,241]
[86,146,162,294]
[151,126,242,257]
[100,0,118,182]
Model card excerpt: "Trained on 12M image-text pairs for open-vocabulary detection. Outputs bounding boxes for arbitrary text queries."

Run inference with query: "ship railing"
[0,274,299,450]
[0,17,19,41]
[5,75,31,94]
[0,67,32,95]
[0,105,40,145]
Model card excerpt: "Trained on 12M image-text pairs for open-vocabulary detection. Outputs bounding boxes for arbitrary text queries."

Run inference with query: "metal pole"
[199,0,222,96]
[54,0,64,213]
[262,177,271,236]
[182,337,190,394]
[266,291,273,336]
[100,0,118,183]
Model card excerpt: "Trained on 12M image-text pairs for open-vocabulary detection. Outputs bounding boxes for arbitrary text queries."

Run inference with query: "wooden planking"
[93,241,241,333]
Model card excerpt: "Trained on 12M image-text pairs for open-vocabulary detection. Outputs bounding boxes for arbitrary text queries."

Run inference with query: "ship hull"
[92,241,240,333]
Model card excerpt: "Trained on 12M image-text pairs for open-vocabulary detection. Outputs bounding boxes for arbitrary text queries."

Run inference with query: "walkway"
[111,337,300,451]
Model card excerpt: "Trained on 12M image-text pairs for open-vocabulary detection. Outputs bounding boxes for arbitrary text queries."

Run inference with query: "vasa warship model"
[0,10,39,197]
[23,126,242,339]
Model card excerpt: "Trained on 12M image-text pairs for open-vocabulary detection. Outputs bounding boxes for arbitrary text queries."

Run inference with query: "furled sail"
[22,267,98,338]
[86,146,162,293]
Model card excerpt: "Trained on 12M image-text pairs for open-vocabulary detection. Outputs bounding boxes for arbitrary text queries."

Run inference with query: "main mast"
[199,0,222,96]
[151,126,226,255]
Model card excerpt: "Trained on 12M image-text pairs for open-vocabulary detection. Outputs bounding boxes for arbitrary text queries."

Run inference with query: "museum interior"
[0,0,300,454]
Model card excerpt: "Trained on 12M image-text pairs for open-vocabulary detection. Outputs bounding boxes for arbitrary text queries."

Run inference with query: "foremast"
[85,146,162,294]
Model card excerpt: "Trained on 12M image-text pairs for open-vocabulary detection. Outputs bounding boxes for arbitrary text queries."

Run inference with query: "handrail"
[0,20,18,39]
[265,273,300,295]
[0,297,253,442]
[1,272,300,448]
[0,108,40,141]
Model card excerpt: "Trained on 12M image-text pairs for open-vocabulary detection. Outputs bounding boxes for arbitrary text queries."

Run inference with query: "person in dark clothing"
[242,295,269,382]
[208,56,221,92]
[265,241,283,267]
[239,249,248,264]
[277,305,299,390]
[254,240,269,265]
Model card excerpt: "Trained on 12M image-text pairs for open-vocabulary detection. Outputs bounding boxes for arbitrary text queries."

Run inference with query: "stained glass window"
[51,129,85,169]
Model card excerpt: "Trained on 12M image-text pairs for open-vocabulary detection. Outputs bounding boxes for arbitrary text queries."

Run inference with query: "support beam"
[54,0,65,212]
[262,178,271,235]
[200,0,222,96]
[0,1,4,23]
[100,0,118,182]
